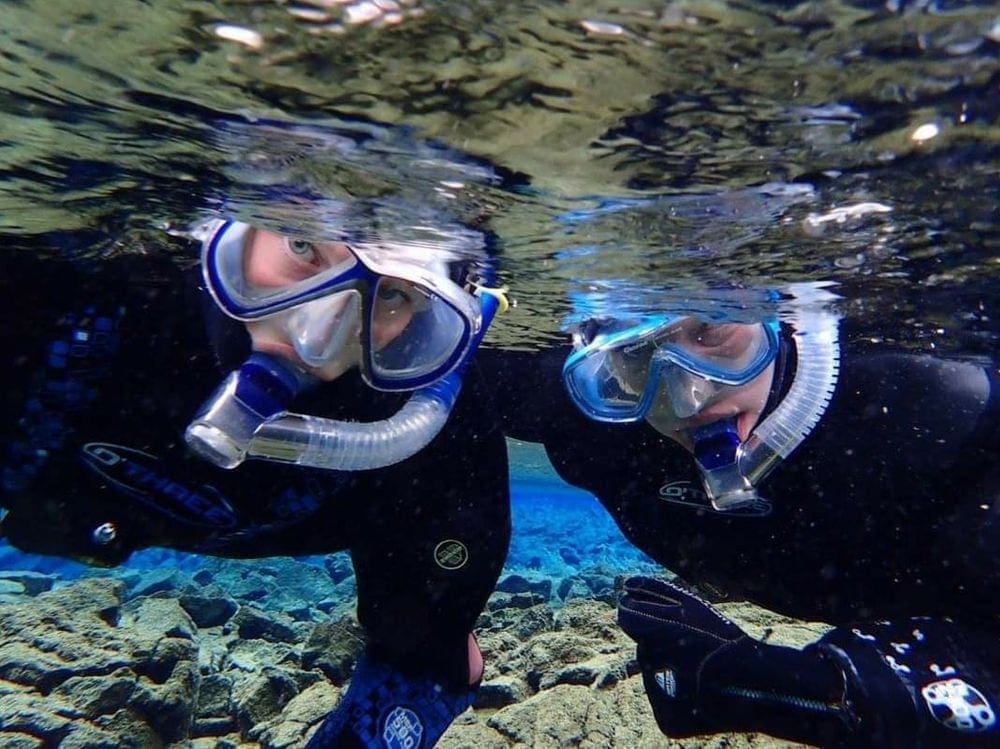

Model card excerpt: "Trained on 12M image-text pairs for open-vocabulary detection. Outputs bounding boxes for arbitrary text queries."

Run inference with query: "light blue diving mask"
[562,315,780,424]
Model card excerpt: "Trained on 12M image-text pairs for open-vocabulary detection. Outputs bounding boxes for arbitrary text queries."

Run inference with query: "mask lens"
[563,346,651,421]
[368,276,470,385]
[650,320,777,384]
[207,224,359,318]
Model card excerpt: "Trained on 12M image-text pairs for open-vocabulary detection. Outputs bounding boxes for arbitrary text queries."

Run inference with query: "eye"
[376,283,414,312]
[285,238,318,264]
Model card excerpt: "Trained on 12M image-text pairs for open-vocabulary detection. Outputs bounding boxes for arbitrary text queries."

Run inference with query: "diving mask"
[563,315,780,424]
[204,220,483,391]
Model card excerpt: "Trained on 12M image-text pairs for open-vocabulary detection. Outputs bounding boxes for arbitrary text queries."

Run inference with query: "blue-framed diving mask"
[563,314,781,424]
[186,219,505,473]
[203,220,483,392]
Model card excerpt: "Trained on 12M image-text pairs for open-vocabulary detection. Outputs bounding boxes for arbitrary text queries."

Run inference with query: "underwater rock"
[0,563,823,747]
[121,596,198,641]
[556,576,590,601]
[50,671,136,719]
[0,733,43,749]
[255,681,340,749]
[301,617,365,683]
[480,602,555,641]
[235,667,302,735]
[0,578,26,596]
[0,577,201,744]
[559,546,582,566]
[128,568,195,598]
[180,592,239,628]
[195,672,234,718]
[93,707,164,747]
[232,605,301,643]
[476,674,528,708]
[487,590,548,611]
[226,638,300,674]
[323,553,354,584]
[496,573,553,600]
[483,681,657,747]
[0,570,55,595]
[516,631,606,691]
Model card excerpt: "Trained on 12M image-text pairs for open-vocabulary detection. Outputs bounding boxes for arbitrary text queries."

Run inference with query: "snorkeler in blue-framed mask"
[186,219,506,473]
[563,298,837,513]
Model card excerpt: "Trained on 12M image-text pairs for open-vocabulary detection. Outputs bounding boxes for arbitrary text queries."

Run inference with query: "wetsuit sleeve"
[0,256,289,565]
[477,345,579,443]
[0,257,226,565]
[811,617,999,747]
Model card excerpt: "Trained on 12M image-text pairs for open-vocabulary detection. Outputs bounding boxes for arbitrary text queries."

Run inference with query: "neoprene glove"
[618,575,850,745]
[619,576,1000,748]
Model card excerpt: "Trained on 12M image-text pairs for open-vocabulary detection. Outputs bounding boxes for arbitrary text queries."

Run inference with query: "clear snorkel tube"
[693,284,841,513]
[186,289,505,471]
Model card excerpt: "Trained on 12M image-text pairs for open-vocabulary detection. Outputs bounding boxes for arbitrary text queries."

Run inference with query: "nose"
[662,366,720,419]
[285,292,361,367]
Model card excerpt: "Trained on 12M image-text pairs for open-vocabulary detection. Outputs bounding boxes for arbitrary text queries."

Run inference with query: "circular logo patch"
[433,539,469,570]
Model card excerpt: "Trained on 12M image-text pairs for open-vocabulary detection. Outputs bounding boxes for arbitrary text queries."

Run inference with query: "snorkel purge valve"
[185,288,504,471]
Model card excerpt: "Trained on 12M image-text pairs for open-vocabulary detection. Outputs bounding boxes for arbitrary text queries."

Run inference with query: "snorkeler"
[0,220,511,749]
[483,284,998,747]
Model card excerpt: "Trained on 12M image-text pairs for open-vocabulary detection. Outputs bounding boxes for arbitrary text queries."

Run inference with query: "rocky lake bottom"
[0,481,828,748]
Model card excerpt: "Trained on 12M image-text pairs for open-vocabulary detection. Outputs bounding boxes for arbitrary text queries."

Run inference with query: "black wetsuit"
[0,254,511,689]
[481,336,999,746]
[484,337,998,624]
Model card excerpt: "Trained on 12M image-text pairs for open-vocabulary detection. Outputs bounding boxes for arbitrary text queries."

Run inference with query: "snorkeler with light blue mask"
[562,291,837,515]
[482,282,998,749]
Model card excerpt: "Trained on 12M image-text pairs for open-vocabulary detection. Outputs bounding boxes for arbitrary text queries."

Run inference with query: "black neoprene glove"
[618,576,851,746]
[619,576,1000,748]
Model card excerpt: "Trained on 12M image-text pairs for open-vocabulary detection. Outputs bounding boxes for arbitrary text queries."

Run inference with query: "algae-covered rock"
[255,681,340,749]
[301,616,365,683]
[235,667,302,734]
[179,592,239,628]
[232,605,301,643]
[0,570,56,595]
[0,563,825,747]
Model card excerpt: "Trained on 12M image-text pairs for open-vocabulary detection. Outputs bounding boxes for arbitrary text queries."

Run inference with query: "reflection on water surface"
[0,0,995,347]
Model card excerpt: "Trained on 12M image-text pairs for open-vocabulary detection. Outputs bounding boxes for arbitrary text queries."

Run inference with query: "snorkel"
[186,283,505,472]
[692,287,841,513]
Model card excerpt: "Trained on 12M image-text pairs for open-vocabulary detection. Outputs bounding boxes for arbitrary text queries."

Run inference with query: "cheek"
[245,319,281,349]
[371,310,414,349]
[644,382,687,432]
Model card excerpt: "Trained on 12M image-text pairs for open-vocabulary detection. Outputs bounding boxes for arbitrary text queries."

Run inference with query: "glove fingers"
[620,576,744,641]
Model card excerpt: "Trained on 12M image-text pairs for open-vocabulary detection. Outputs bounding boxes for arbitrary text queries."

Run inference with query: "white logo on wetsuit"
[655,668,678,698]
[658,480,707,506]
[383,706,423,749]
[433,539,469,570]
[921,678,996,733]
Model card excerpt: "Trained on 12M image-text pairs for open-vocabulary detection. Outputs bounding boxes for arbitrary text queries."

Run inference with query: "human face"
[605,320,777,448]
[242,228,424,381]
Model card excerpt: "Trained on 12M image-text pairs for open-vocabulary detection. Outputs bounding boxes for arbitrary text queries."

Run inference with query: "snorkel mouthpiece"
[185,353,312,469]
[691,418,762,512]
